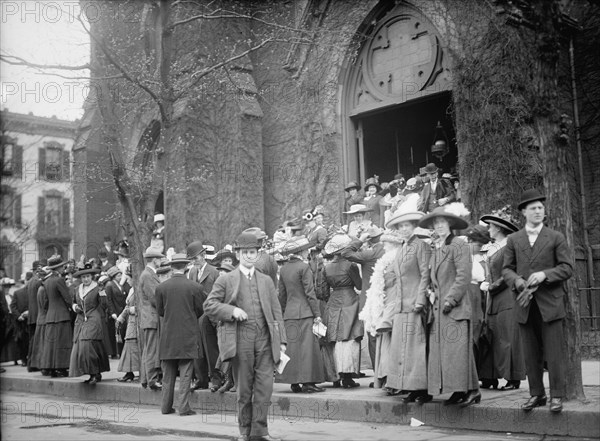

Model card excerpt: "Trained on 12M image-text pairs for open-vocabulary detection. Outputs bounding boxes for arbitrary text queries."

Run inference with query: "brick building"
[0,110,77,279]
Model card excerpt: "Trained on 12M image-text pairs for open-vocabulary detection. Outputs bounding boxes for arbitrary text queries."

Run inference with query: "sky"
[1,1,90,121]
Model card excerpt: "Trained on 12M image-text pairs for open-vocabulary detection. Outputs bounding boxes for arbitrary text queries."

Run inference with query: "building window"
[1,136,22,177]
[37,191,70,239]
[0,239,22,281]
[0,185,21,228]
[39,142,70,182]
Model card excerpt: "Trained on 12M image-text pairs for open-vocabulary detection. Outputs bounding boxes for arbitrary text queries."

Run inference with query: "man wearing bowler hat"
[186,240,220,391]
[138,247,165,390]
[417,163,455,213]
[502,189,573,413]
[204,232,287,441]
[156,253,204,416]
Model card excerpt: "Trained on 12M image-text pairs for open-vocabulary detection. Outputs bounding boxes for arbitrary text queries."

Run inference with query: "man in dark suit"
[186,240,220,390]
[43,256,73,377]
[11,273,32,366]
[156,253,204,416]
[138,247,164,390]
[503,189,573,413]
[417,163,455,213]
[341,226,385,377]
[26,261,43,372]
[204,232,287,441]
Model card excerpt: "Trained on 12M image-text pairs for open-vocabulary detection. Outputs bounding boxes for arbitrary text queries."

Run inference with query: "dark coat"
[36,285,49,326]
[392,236,430,312]
[44,274,72,323]
[203,268,286,363]
[502,226,573,324]
[156,273,204,360]
[26,275,42,325]
[72,284,105,341]
[254,251,279,287]
[341,240,385,309]
[487,244,512,314]
[417,179,455,212]
[105,280,127,317]
[138,266,160,329]
[187,263,219,300]
[11,286,28,315]
[278,257,320,320]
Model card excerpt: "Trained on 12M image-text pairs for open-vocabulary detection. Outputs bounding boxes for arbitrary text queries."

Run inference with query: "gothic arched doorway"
[341,2,455,184]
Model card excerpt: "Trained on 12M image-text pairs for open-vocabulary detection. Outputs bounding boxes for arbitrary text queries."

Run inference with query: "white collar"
[238,265,255,279]
[526,223,543,234]
[486,237,507,257]
[146,265,157,274]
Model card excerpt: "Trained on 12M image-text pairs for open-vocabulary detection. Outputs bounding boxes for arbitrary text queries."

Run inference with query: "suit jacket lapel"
[230,269,241,305]
[530,226,550,261]
[514,229,532,260]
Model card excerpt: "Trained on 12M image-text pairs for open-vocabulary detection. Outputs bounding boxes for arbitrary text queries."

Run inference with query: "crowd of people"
[0,162,574,440]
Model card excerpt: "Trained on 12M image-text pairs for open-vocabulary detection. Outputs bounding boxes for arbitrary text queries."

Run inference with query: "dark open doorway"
[357,92,457,182]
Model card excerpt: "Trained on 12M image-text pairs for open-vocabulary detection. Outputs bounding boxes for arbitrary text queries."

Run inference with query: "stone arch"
[339,1,454,185]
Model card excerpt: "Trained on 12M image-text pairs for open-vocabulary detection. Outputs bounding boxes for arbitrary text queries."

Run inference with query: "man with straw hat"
[502,189,573,413]
[156,253,204,416]
[204,231,286,441]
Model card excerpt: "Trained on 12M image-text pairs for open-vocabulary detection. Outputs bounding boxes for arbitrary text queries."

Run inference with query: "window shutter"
[38,148,46,180]
[62,197,70,235]
[14,194,22,228]
[13,145,23,178]
[38,196,45,235]
[62,149,70,181]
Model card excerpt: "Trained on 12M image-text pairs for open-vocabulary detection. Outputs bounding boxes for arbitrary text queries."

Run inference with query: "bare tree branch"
[0,53,90,71]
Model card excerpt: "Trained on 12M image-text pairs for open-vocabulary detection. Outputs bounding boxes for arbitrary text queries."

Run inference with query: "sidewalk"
[1,360,599,438]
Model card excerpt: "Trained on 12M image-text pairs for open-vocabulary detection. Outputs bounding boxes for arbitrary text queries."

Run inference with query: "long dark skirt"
[69,339,110,377]
[42,321,73,370]
[276,318,324,384]
[29,323,46,369]
[118,338,140,373]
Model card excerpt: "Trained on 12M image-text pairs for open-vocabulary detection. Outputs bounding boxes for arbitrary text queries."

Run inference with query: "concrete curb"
[2,373,598,438]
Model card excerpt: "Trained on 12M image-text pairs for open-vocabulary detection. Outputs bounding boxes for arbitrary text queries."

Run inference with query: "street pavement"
[2,391,597,441]
[1,360,599,439]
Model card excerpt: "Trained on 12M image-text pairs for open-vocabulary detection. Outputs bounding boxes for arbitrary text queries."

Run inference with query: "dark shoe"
[0,368,5,373]
[190,380,208,391]
[149,382,163,391]
[291,383,302,393]
[180,409,196,416]
[369,382,374,388]
[415,393,433,405]
[480,379,499,389]
[162,408,175,415]
[500,380,520,391]
[89,375,98,385]
[386,388,402,396]
[332,380,342,388]
[402,391,421,403]
[84,375,93,383]
[41,369,51,376]
[117,372,135,382]
[96,374,102,382]
[522,395,547,411]
[342,379,360,389]
[459,390,481,407]
[549,397,563,413]
[250,436,281,441]
[444,392,467,405]
[302,384,325,393]
[27,367,40,372]
[141,382,148,389]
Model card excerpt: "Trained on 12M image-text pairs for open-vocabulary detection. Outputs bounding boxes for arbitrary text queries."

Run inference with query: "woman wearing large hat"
[344,181,364,223]
[363,176,383,228]
[276,237,326,393]
[382,199,431,403]
[418,204,481,407]
[344,204,373,239]
[69,264,110,384]
[321,234,363,388]
[478,206,525,391]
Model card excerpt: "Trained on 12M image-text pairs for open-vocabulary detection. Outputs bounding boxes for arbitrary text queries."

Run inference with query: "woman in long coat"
[30,269,50,374]
[116,285,140,382]
[69,265,110,384]
[418,205,481,407]
[277,237,325,393]
[384,204,431,403]
[479,209,526,390]
[322,234,363,388]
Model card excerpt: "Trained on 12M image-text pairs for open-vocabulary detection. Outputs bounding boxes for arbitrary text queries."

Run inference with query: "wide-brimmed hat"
[273,253,288,264]
[73,263,101,278]
[380,229,405,245]
[98,275,109,285]
[203,244,216,261]
[323,234,353,256]
[281,236,313,256]
[186,241,206,259]
[213,248,238,265]
[47,255,66,270]
[170,253,190,265]
[423,163,439,174]
[465,225,492,245]
[285,220,304,232]
[386,193,424,228]
[156,262,172,275]
[343,204,372,215]
[365,225,384,239]
[234,232,261,250]
[217,262,236,273]
[517,189,546,210]
[480,205,519,233]
[143,247,165,259]
[154,213,165,223]
[418,204,470,230]
[344,181,361,192]
[1,277,15,286]
[405,178,418,191]
[106,266,122,279]
[243,227,268,240]
[364,177,381,192]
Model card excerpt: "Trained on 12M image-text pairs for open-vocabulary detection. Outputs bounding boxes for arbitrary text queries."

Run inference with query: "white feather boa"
[359,249,398,337]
